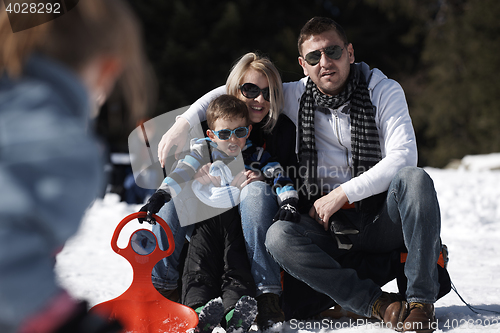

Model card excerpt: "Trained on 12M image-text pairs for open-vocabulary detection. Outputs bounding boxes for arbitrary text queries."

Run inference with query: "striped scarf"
[298,63,383,209]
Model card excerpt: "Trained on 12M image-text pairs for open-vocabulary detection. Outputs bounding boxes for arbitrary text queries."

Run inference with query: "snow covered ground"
[55,155,500,332]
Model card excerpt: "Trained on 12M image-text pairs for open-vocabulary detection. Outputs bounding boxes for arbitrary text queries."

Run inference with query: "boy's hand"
[240,170,265,188]
[138,190,171,224]
[194,163,221,186]
[230,170,247,189]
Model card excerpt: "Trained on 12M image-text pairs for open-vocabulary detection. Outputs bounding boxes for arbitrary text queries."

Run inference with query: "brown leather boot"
[320,304,368,320]
[402,302,436,332]
[371,292,405,330]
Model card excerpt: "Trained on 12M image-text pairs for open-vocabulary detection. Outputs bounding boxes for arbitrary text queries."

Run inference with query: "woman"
[152,52,297,330]
[0,1,152,332]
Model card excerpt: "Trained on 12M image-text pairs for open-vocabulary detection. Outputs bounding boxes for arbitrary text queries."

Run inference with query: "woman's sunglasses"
[239,83,270,102]
[211,126,249,140]
[304,45,344,66]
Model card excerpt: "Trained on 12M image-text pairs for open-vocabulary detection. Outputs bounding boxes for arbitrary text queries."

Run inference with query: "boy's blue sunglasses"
[211,126,249,140]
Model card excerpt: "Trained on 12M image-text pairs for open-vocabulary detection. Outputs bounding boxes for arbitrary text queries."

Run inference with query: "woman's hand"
[157,117,190,167]
[309,187,348,230]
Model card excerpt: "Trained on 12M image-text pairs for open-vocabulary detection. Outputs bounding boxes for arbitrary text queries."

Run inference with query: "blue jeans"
[239,181,281,296]
[151,200,193,290]
[265,167,441,317]
[152,181,281,295]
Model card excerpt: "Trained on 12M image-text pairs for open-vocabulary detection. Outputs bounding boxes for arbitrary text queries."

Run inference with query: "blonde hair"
[0,0,153,123]
[226,52,284,133]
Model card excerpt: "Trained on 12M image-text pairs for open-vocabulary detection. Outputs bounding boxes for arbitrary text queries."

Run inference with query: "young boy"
[141,95,264,332]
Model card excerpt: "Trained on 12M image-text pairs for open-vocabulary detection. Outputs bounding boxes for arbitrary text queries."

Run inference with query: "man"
[265,17,443,332]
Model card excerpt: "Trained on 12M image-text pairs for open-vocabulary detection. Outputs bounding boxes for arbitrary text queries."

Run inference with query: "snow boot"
[195,297,225,333]
[256,293,285,331]
[402,302,436,332]
[372,292,405,330]
[226,296,258,333]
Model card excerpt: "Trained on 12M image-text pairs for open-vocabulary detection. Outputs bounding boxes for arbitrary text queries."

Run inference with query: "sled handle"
[110,212,175,261]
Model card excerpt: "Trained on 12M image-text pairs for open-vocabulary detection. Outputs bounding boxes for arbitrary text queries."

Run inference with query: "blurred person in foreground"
[0,1,152,332]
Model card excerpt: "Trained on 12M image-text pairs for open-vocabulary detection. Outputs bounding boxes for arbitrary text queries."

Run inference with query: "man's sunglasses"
[211,126,249,140]
[304,45,344,66]
[239,83,270,102]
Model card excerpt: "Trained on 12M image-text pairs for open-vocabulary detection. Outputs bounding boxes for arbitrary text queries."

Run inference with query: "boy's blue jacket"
[158,119,299,205]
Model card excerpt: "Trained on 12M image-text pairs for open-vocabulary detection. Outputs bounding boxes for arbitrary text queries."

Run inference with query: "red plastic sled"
[90,212,198,333]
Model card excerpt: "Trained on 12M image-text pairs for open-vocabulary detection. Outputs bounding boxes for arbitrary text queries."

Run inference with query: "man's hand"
[157,117,190,167]
[309,187,348,230]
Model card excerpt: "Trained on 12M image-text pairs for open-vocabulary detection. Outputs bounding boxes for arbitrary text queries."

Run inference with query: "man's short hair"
[206,94,249,130]
[297,17,349,56]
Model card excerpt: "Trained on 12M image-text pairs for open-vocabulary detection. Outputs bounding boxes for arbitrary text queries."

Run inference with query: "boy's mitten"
[273,184,300,223]
[138,190,171,224]
[273,197,301,223]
